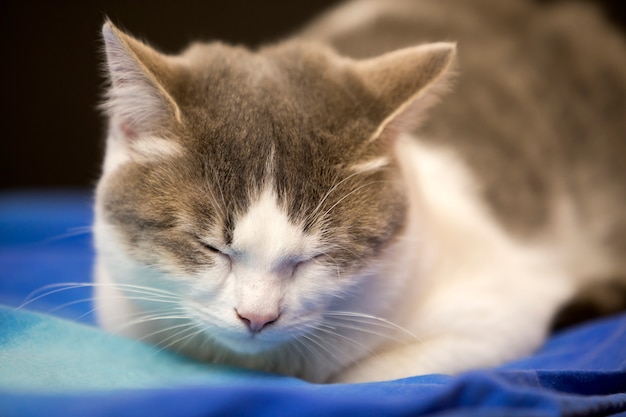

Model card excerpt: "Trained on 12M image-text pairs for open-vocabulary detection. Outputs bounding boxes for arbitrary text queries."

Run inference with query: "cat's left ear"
[101,20,183,140]
[356,42,457,142]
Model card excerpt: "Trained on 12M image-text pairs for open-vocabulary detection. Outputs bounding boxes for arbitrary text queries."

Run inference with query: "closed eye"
[194,236,227,256]
[295,253,326,269]
[201,242,222,254]
[311,253,327,263]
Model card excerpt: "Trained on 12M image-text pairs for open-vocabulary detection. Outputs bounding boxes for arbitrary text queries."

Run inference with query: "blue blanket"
[1,190,625,417]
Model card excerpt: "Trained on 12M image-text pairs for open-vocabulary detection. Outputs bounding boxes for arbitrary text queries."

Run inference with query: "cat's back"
[302,0,626,260]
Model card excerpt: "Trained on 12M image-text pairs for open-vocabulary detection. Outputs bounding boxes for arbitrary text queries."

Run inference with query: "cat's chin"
[213,333,285,356]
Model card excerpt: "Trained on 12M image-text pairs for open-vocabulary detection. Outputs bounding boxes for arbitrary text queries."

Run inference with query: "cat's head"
[95,21,454,364]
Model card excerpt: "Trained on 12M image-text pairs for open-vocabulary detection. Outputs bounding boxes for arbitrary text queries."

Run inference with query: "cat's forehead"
[177,42,377,132]
[183,41,343,86]
[166,43,380,206]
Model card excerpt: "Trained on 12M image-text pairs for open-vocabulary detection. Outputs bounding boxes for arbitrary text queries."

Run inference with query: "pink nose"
[236,310,280,333]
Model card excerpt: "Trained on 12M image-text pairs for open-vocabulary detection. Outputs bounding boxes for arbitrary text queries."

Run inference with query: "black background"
[2,1,624,190]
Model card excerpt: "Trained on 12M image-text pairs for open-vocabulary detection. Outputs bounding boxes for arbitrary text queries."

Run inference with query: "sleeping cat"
[94,0,626,383]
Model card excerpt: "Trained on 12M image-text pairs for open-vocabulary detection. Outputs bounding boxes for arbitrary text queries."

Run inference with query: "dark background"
[2,1,625,191]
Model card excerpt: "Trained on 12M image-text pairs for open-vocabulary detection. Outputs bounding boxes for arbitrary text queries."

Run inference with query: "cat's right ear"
[355,42,457,144]
[101,20,182,141]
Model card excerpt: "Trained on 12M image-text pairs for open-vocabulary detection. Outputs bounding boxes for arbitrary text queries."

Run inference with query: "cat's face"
[96,22,454,361]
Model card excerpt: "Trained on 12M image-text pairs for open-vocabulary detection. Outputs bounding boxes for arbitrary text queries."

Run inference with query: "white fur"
[101,132,130,176]
[130,136,184,161]
[228,188,320,337]
[101,125,184,176]
[349,157,390,174]
[231,188,319,268]
[333,136,576,381]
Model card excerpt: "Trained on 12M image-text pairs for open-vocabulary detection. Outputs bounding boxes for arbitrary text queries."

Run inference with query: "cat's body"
[94,0,626,383]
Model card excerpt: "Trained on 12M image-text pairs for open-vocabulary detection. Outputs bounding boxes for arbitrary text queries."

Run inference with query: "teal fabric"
[0,306,286,391]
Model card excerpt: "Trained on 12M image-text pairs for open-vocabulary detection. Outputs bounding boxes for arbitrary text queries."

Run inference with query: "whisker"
[310,323,377,357]
[321,320,409,344]
[202,158,228,220]
[306,170,363,224]
[297,331,346,366]
[41,297,103,322]
[112,310,191,333]
[34,226,94,245]
[20,283,88,309]
[137,321,195,344]
[324,311,420,342]
[19,282,181,310]
[72,299,183,324]
[315,180,391,224]
[155,324,205,355]
[47,293,183,317]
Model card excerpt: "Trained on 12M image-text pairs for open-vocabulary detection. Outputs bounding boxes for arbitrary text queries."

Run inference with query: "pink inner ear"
[118,121,138,141]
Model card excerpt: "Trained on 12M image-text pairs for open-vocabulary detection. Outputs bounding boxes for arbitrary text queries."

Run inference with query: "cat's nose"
[236,310,280,333]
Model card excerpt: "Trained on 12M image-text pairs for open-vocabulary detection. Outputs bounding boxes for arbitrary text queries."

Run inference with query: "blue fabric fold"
[1,190,624,417]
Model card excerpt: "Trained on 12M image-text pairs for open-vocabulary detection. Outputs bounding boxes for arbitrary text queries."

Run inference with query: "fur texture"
[95,0,626,383]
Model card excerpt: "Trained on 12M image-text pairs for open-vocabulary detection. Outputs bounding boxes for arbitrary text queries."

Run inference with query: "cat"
[94,0,626,383]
